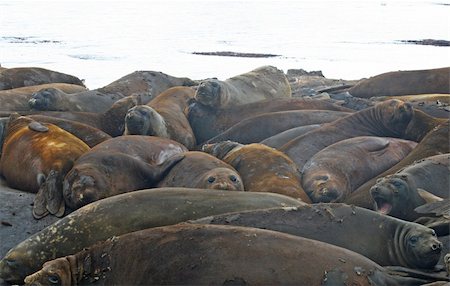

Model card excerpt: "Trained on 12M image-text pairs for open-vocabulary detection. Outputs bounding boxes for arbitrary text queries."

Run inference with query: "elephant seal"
[415,199,450,236]
[0,115,90,219]
[195,65,291,108]
[202,141,311,202]
[301,136,417,203]
[348,67,450,98]
[188,97,353,143]
[280,99,415,170]
[204,110,350,145]
[63,136,187,209]
[0,83,88,111]
[192,203,442,269]
[28,87,124,113]
[370,154,449,221]
[347,120,449,209]
[0,188,305,283]
[0,67,85,90]
[157,151,244,191]
[23,223,435,286]
[260,124,322,149]
[124,86,196,149]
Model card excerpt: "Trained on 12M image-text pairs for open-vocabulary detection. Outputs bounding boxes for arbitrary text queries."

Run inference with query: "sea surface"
[0,0,449,89]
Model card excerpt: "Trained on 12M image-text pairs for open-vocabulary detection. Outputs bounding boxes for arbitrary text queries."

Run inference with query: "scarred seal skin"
[0,67,85,90]
[195,65,291,109]
[156,151,244,191]
[0,188,305,283]
[124,86,196,149]
[280,99,415,171]
[370,154,449,222]
[203,141,311,203]
[192,203,442,269]
[348,67,450,98]
[0,114,90,219]
[301,136,417,203]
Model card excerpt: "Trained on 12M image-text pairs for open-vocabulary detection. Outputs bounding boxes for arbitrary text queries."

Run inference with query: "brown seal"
[260,124,322,149]
[204,110,350,145]
[203,141,311,202]
[348,67,450,98]
[0,188,304,283]
[0,114,90,219]
[0,67,85,90]
[0,83,87,111]
[301,136,417,203]
[157,151,244,191]
[23,223,433,286]
[346,120,449,209]
[370,154,449,222]
[63,135,187,210]
[188,97,353,143]
[195,65,291,108]
[124,86,197,149]
[280,99,415,170]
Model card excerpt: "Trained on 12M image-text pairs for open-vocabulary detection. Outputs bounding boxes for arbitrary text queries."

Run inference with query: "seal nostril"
[431,243,440,251]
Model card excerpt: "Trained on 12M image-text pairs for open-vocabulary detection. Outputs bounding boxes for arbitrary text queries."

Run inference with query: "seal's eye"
[207,176,216,183]
[409,236,418,245]
[229,175,237,182]
[48,274,60,284]
[392,180,403,188]
[431,230,436,237]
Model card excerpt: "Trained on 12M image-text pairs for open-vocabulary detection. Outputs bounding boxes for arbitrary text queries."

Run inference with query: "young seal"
[0,188,305,283]
[0,67,85,90]
[204,110,350,145]
[62,136,188,209]
[124,86,196,149]
[195,65,291,108]
[370,154,449,221]
[0,115,90,219]
[192,203,442,269]
[280,99,415,170]
[260,124,322,149]
[157,151,244,191]
[301,136,417,203]
[348,67,450,98]
[202,141,311,202]
[188,97,353,143]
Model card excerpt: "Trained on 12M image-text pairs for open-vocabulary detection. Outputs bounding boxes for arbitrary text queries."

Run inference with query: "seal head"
[124,105,169,138]
[28,88,65,111]
[194,79,221,107]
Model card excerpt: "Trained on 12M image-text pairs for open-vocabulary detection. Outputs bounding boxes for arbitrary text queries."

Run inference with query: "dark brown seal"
[280,99,415,170]
[0,67,85,90]
[188,96,353,143]
[124,86,196,149]
[260,124,322,149]
[301,136,417,203]
[0,188,304,283]
[157,151,244,191]
[205,110,350,145]
[0,115,90,219]
[348,67,450,98]
[192,203,442,269]
[370,154,449,221]
[23,223,435,286]
[203,141,311,202]
[63,136,187,209]
[195,65,291,108]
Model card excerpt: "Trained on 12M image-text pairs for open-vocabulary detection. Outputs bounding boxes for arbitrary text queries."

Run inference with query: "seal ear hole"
[48,274,60,285]
[207,176,216,183]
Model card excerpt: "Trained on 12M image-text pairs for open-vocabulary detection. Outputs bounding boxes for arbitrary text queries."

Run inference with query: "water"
[0,0,449,89]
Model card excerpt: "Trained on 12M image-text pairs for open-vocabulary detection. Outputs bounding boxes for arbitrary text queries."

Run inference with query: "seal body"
[124,86,196,149]
[0,188,305,283]
[370,154,450,221]
[301,136,417,203]
[0,115,90,218]
[260,124,322,149]
[195,65,291,108]
[157,151,244,191]
[192,203,442,269]
[280,99,414,170]
[23,223,420,286]
[0,67,85,90]
[63,136,187,209]
[203,141,311,202]
[348,67,450,98]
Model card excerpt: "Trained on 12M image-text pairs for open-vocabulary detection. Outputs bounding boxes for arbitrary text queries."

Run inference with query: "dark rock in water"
[399,39,450,47]
[192,51,280,58]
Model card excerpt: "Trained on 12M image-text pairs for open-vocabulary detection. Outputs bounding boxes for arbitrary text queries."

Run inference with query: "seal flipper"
[44,170,65,217]
[33,186,49,219]
[28,121,49,133]
[417,188,444,204]
[149,153,185,182]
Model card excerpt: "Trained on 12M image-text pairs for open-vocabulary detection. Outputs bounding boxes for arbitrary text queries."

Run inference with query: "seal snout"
[370,184,394,215]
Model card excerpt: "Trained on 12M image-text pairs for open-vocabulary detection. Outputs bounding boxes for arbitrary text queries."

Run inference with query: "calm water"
[0,0,449,89]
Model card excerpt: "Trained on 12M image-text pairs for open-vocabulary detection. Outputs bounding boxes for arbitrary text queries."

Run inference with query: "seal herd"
[0,65,449,285]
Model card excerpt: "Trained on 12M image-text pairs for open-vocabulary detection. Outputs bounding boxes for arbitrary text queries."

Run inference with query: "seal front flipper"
[417,188,444,204]
[44,170,65,217]
[150,153,185,181]
[33,185,49,219]
[28,121,49,133]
